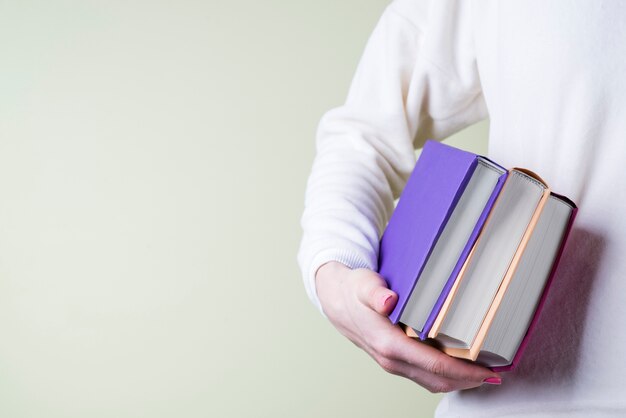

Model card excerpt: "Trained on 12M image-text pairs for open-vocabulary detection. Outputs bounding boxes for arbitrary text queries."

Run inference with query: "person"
[298,0,626,417]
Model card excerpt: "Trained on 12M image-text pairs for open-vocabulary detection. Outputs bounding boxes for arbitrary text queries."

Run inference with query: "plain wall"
[0,1,488,417]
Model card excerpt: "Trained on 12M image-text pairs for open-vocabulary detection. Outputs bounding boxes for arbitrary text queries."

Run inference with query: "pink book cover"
[491,197,578,372]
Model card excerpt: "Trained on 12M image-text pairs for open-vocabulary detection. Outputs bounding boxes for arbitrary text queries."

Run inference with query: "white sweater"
[298,1,626,417]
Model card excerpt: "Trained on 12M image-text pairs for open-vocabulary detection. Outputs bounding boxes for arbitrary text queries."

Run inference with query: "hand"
[315,262,502,392]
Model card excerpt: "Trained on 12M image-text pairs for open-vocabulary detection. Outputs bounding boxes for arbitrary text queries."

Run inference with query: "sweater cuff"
[305,248,376,317]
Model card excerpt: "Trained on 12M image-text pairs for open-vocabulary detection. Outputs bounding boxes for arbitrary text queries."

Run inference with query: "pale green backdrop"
[0,1,487,417]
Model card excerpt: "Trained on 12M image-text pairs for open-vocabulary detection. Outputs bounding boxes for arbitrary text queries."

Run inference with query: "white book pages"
[477,195,573,366]
[437,171,545,347]
[400,160,504,332]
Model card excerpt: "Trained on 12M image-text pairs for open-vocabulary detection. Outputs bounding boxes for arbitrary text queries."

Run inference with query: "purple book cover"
[379,140,480,324]
[417,169,508,339]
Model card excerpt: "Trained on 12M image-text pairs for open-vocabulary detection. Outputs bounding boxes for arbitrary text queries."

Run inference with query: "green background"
[0,1,487,416]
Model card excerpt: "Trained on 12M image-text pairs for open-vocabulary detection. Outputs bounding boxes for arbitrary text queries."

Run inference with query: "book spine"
[418,171,509,340]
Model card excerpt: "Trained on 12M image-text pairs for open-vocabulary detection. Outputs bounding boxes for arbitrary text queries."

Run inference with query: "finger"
[368,332,500,391]
[377,291,398,316]
[353,302,501,391]
[355,271,398,315]
[368,323,499,384]
[400,334,499,383]
[393,359,484,392]
[367,342,487,392]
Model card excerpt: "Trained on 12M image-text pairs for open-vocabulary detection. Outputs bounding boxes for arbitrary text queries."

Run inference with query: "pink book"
[492,196,577,372]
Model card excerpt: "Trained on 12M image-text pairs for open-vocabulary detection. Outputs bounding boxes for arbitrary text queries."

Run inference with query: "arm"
[298,0,499,391]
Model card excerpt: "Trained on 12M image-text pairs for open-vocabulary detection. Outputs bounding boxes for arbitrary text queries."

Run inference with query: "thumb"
[375,290,398,316]
[356,271,398,316]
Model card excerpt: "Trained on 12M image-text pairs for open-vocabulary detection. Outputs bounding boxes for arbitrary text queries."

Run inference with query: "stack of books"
[378,140,576,371]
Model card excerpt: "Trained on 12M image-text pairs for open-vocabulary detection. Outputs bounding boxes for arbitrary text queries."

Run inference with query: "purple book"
[379,140,507,332]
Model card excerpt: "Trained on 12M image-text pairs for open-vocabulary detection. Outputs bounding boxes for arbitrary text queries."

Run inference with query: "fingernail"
[483,377,502,385]
[381,294,393,307]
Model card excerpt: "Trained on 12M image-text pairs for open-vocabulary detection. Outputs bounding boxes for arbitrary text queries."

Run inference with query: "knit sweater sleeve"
[298,0,488,314]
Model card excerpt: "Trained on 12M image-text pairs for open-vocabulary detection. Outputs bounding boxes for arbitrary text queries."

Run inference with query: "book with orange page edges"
[382,144,576,372]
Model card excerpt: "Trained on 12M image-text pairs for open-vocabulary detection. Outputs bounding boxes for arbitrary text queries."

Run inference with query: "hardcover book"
[379,140,507,336]
[378,141,576,371]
